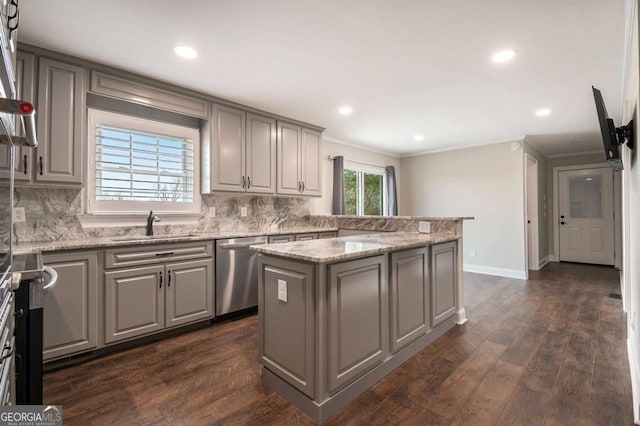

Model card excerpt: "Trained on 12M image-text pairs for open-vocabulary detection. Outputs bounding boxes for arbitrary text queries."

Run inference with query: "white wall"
[622,0,639,421]
[309,138,401,215]
[400,141,526,278]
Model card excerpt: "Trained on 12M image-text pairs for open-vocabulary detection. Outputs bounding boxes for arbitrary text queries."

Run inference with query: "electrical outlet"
[208,207,216,218]
[418,221,431,233]
[470,249,477,257]
[277,279,288,303]
[240,207,247,217]
[13,207,25,223]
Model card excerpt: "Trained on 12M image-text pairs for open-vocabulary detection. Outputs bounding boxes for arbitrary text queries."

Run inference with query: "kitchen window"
[87,109,200,214]
[344,161,387,216]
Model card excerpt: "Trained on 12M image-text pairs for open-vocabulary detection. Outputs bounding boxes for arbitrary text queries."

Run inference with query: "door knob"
[560,221,566,225]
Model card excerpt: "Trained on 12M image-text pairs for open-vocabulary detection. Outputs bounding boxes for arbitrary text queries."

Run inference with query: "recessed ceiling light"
[338,106,353,115]
[173,45,198,59]
[413,134,425,141]
[491,50,516,63]
[536,108,552,117]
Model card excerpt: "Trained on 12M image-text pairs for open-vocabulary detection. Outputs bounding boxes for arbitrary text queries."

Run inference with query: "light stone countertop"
[313,214,474,221]
[251,232,460,263]
[13,227,338,255]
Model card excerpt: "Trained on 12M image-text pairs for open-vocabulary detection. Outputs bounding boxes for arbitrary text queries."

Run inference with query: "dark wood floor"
[44,262,633,425]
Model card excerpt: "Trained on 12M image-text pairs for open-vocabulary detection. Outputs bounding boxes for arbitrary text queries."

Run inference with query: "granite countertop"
[313,214,474,221]
[251,232,460,263]
[13,227,338,254]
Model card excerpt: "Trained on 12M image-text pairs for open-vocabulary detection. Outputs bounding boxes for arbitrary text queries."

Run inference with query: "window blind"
[95,125,194,203]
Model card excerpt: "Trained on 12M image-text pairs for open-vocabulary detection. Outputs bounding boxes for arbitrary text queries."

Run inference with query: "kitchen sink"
[110,234,200,242]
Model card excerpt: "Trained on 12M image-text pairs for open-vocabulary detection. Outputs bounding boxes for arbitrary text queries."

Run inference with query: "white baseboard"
[548,254,558,262]
[538,255,550,269]
[463,264,527,280]
[627,337,640,424]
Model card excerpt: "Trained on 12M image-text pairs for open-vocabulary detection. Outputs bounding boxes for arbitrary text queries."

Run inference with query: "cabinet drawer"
[105,241,213,269]
[295,233,318,241]
[318,231,337,239]
[268,234,295,244]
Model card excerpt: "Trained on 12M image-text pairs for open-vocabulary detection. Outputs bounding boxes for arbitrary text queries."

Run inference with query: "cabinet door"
[210,104,246,192]
[36,57,85,184]
[104,265,165,344]
[431,242,457,327]
[42,251,99,360]
[165,259,213,328]
[390,247,429,353]
[300,128,321,196]
[0,52,34,182]
[277,122,301,195]
[246,113,275,193]
[327,255,388,394]
[259,256,315,398]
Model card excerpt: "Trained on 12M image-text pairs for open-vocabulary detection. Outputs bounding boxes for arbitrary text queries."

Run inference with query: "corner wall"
[523,142,550,266]
[400,141,526,278]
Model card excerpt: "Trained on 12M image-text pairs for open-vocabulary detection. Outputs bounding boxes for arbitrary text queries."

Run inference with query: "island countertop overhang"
[251,231,460,263]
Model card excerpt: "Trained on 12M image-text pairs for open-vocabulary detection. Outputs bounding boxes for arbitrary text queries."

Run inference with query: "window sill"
[77,213,202,229]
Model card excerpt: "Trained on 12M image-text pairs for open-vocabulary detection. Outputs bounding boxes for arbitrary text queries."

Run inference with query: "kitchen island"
[253,231,467,422]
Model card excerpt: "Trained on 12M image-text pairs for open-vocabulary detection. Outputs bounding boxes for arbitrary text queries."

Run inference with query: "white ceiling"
[20,0,627,157]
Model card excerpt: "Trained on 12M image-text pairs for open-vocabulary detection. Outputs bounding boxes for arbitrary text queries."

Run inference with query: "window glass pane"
[344,169,358,215]
[569,175,601,218]
[363,173,383,215]
[95,124,194,203]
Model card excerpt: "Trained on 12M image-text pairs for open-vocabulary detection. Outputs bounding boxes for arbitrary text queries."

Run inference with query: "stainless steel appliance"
[216,236,267,316]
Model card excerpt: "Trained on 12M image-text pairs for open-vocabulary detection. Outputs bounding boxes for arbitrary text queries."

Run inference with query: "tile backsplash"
[12,188,312,243]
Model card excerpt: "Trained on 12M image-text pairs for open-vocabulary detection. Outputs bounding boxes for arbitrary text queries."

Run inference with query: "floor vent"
[44,352,96,372]
[609,293,623,299]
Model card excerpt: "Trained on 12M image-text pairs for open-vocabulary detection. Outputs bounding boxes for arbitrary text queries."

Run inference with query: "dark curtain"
[331,156,345,215]
[385,165,398,216]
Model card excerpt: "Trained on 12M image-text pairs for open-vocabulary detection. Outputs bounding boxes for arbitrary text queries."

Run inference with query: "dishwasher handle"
[218,241,267,249]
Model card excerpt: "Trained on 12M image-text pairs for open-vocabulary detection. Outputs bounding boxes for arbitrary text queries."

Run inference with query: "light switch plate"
[277,279,287,302]
[208,207,216,218]
[240,207,248,217]
[13,207,25,223]
[418,221,431,233]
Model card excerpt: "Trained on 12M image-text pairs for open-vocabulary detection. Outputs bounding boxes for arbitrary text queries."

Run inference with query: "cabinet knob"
[39,156,43,175]
[159,271,163,288]
[22,154,27,174]
[247,176,251,189]
[168,270,171,287]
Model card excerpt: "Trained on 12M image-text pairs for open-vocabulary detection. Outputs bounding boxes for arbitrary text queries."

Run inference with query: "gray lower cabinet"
[327,255,388,394]
[165,259,214,328]
[42,251,99,361]
[105,265,165,344]
[390,247,429,353]
[268,234,295,244]
[295,233,317,241]
[431,241,457,326]
[36,57,85,184]
[105,258,213,344]
[318,231,337,239]
[259,257,315,398]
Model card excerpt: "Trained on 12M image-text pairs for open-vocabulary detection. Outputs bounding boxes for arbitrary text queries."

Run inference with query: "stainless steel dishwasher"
[215,236,268,316]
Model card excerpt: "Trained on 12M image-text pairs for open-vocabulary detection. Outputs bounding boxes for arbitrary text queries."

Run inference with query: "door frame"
[524,154,539,272]
[552,162,610,263]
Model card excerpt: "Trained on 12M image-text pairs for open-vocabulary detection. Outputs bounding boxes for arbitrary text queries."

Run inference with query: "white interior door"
[558,167,614,265]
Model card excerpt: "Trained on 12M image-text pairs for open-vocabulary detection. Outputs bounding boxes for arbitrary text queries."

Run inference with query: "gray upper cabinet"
[277,121,321,196]
[246,113,276,193]
[431,241,457,327]
[0,51,34,182]
[36,57,85,184]
[205,104,275,194]
[300,128,321,196]
[42,251,99,361]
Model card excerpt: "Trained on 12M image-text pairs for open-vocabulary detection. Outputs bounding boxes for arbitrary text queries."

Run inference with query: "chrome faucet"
[146,211,160,236]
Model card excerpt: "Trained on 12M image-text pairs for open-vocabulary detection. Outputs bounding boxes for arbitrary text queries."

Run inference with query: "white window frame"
[86,109,201,215]
[344,160,388,216]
